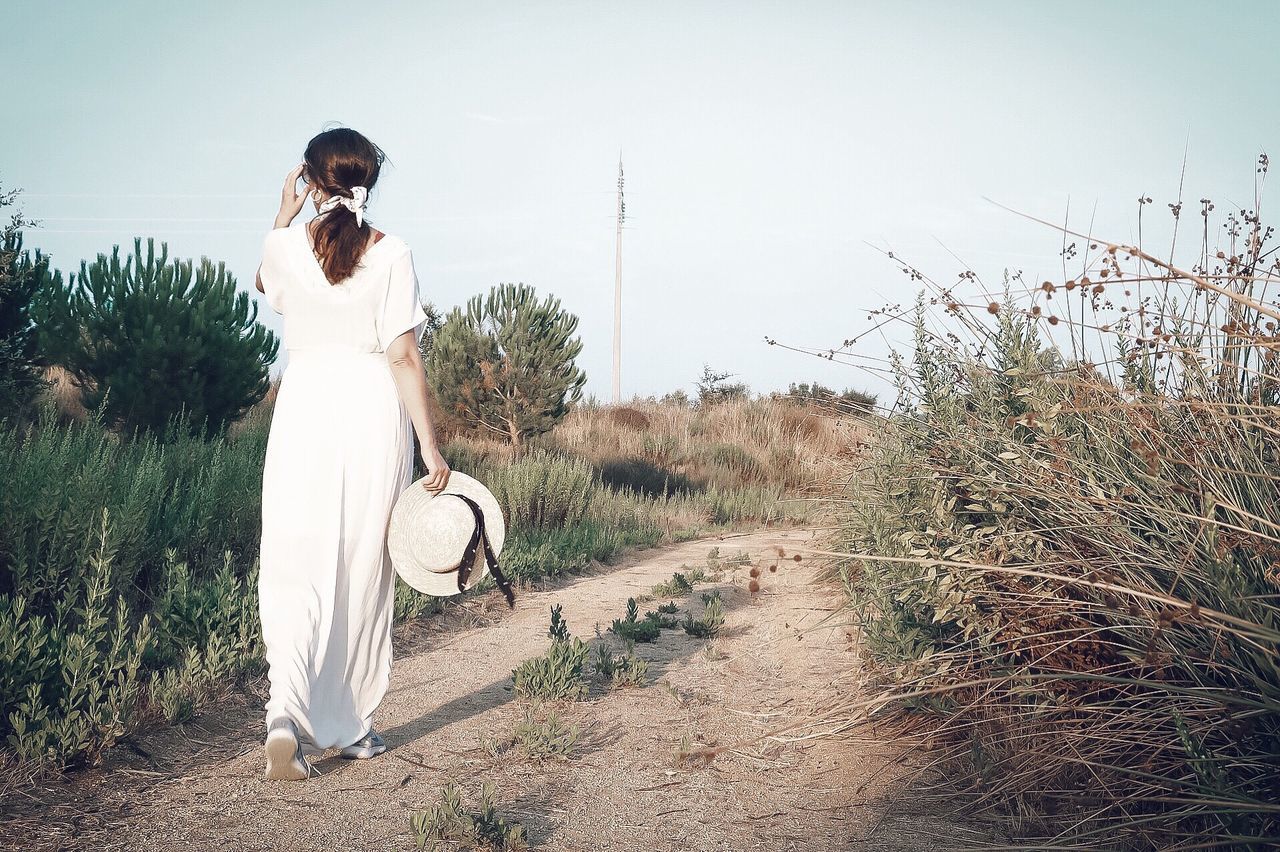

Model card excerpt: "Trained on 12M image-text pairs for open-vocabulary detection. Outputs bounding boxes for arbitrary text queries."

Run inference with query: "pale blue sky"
[5,1,1277,402]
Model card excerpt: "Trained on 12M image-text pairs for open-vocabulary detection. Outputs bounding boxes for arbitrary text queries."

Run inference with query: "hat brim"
[387,470,506,598]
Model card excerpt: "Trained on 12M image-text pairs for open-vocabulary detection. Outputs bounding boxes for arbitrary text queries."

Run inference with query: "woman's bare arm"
[385,331,451,493]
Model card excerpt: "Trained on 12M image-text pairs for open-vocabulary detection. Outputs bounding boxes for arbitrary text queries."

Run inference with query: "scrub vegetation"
[828,160,1280,848]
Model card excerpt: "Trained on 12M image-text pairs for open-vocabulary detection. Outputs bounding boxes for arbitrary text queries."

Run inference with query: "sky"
[5,1,1279,404]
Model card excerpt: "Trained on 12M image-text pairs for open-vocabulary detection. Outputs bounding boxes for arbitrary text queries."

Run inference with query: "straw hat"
[386,471,515,606]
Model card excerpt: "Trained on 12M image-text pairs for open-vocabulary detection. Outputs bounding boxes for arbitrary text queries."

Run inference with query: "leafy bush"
[695,363,749,406]
[547,603,569,641]
[643,609,678,629]
[682,592,724,638]
[609,598,661,643]
[410,781,528,852]
[428,282,586,447]
[32,237,278,438]
[511,637,591,702]
[650,571,694,598]
[483,702,580,762]
[3,511,153,766]
[486,448,595,529]
[784,381,878,414]
[1,401,267,609]
[0,191,49,421]
[593,642,649,689]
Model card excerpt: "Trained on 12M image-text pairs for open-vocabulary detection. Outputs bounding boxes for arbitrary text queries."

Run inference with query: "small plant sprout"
[682,591,725,638]
[409,780,528,851]
[548,603,568,641]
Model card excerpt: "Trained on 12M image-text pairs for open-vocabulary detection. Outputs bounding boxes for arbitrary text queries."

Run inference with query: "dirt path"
[4,528,988,851]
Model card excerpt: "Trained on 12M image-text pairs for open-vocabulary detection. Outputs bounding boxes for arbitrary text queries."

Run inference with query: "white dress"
[256,223,428,754]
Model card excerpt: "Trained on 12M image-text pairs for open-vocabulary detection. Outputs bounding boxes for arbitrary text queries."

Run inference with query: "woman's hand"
[274,164,310,229]
[419,443,451,494]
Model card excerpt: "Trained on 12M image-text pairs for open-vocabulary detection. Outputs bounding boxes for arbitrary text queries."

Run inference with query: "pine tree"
[32,237,278,438]
[0,183,48,420]
[428,283,586,448]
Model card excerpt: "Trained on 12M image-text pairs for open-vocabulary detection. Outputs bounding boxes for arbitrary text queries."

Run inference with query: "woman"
[254,127,451,781]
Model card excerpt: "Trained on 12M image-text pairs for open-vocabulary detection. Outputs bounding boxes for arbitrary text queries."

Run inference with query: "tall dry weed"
[825,157,1280,849]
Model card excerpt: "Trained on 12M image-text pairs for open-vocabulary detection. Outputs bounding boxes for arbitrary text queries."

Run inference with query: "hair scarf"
[317,185,368,227]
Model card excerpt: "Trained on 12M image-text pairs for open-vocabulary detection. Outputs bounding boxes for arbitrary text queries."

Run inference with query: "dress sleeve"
[257,229,289,314]
[376,246,429,351]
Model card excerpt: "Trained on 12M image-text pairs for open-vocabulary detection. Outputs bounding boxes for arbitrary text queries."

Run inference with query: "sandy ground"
[1,528,993,851]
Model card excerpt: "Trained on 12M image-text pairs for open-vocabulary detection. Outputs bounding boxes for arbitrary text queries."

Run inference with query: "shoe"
[264,719,316,780]
[340,730,387,760]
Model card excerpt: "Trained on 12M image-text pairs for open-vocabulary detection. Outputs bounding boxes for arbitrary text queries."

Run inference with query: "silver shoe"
[264,718,318,780]
[340,730,387,760]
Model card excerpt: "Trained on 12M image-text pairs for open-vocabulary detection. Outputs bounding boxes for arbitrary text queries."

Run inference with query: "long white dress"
[256,223,428,755]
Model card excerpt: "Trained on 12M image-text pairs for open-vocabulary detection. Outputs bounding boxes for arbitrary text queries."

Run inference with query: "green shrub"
[1,404,267,611]
[511,637,590,702]
[484,702,580,762]
[144,550,263,723]
[593,642,649,689]
[427,282,586,447]
[547,603,568,641]
[609,598,661,643]
[682,592,724,638]
[644,610,678,629]
[699,442,764,482]
[31,237,277,438]
[487,448,595,529]
[0,194,49,421]
[695,363,748,405]
[410,780,528,852]
[3,511,153,766]
[394,578,444,623]
[650,571,694,598]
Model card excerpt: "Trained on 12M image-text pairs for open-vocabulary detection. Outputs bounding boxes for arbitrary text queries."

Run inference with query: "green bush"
[547,603,568,641]
[410,781,528,852]
[487,702,580,762]
[682,592,724,638]
[486,448,595,529]
[32,237,278,438]
[3,511,153,766]
[511,637,591,702]
[1,401,268,610]
[427,282,586,447]
[0,193,49,421]
[609,598,661,643]
[593,642,648,689]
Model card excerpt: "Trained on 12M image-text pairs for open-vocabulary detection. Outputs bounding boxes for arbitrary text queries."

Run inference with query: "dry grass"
[799,158,1280,849]
[545,396,866,495]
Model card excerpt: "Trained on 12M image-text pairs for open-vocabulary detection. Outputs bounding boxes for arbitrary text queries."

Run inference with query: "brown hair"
[302,127,387,284]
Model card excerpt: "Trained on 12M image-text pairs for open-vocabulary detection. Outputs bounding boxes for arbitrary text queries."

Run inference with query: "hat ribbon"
[450,493,515,609]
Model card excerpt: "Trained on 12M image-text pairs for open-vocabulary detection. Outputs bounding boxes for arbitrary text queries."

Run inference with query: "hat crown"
[386,472,506,594]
